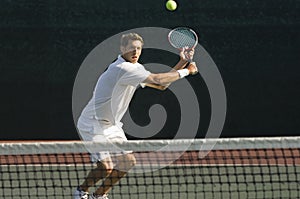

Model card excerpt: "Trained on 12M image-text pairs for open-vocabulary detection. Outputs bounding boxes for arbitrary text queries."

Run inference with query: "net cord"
[0,137,299,155]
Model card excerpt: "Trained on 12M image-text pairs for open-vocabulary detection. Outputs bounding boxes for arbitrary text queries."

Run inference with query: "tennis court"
[1,138,299,199]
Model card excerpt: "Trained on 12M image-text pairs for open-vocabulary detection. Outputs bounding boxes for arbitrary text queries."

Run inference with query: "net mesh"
[0,137,300,199]
[169,28,197,49]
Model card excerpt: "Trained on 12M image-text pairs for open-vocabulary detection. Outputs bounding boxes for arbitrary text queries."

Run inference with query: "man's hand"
[186,62,198,75]
[179,47,195,62]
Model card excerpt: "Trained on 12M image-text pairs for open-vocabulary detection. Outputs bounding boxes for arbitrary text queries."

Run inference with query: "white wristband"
[177,69,189,78]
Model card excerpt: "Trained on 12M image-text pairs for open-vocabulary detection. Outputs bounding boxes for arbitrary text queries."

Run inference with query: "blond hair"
[120,33,144,47]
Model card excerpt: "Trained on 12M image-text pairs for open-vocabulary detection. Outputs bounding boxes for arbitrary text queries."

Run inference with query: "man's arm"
[143,62,198,91]
[143,48,195,90]
[143,59,187,90]
[171,47,195,70]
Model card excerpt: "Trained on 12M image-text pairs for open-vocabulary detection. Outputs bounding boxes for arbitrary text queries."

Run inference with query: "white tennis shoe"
[73,187,89,199]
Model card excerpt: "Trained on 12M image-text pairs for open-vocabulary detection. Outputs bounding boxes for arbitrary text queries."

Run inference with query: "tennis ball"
[166,0,177,11]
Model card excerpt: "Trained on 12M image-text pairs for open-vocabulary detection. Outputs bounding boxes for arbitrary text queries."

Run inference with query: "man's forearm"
[144,83,170,91]
[150,71,181,85]
[171,60,189,71]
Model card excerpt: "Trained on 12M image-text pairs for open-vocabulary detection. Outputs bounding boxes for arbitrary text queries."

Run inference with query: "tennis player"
[74,33,198,199]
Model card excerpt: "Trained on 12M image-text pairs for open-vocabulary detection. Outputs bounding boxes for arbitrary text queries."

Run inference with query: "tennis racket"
[168,27,198,61]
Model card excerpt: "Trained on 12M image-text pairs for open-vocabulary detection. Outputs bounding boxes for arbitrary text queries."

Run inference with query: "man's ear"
[120,46,125,54]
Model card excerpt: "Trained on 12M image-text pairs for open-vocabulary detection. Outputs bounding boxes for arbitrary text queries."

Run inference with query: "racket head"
[168,27,198,50]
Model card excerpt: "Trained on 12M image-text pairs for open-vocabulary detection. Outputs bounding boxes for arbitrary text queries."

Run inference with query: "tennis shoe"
[90,193,109,199]
[74,187,89,199]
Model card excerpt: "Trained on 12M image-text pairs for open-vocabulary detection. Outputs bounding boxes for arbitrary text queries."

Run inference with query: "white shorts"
[78,124,129,162]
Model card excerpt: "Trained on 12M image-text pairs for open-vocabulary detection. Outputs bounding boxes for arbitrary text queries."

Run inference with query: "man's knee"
[96,161,113,176]
[117,153,136,171]
[125,153,136,167]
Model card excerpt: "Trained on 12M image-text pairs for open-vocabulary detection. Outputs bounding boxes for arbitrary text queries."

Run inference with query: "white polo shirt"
[77,55,151,133]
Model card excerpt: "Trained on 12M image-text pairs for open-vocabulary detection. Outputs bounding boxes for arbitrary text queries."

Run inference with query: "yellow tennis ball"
[166,0,177,11]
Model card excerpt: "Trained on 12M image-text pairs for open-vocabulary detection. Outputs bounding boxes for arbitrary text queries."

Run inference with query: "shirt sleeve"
[118,63,151,87]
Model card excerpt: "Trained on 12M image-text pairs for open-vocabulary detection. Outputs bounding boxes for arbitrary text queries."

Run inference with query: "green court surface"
[1,165,299,199]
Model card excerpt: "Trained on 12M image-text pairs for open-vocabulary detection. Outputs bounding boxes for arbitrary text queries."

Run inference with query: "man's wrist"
[177,69,189,78]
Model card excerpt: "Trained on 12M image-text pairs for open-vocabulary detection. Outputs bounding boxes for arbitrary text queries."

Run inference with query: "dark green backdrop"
[1,0,299,139]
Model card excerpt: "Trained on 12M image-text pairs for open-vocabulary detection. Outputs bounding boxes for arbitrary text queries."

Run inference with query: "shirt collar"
[118,55,126,62]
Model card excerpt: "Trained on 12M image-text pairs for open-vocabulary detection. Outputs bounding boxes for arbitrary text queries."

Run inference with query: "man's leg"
[79,157,114,192]
[93,153,136,196]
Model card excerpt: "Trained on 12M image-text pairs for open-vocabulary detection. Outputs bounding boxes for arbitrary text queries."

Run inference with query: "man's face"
[121,39,143,64]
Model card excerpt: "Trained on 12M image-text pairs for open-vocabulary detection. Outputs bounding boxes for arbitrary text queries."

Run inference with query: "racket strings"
[169,29,197,49]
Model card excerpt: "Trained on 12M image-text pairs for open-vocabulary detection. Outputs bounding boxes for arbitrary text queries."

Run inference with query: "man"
[74,33,198,199]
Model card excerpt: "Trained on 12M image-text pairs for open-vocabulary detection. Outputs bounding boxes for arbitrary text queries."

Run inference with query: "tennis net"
[0,137,299,199]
